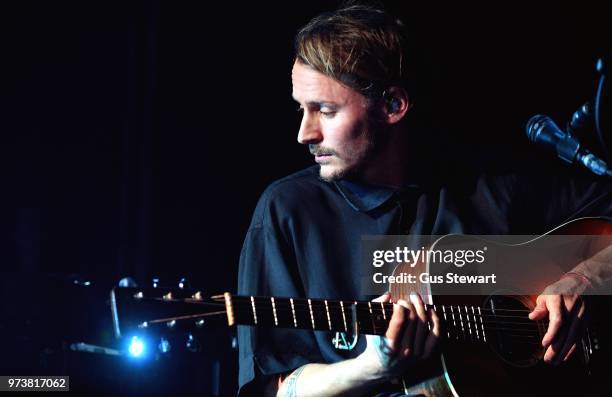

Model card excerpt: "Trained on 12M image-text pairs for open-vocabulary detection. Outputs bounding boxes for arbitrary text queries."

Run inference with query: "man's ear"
[381,86,410,125]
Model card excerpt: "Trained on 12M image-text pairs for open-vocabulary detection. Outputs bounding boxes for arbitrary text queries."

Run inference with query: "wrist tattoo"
[374,336,395,369]
[284,366,306,397]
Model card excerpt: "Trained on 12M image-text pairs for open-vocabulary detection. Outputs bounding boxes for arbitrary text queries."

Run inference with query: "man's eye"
[320,110,336,118]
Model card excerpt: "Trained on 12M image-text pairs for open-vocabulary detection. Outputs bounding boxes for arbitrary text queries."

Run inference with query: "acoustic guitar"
[110,217,612,396]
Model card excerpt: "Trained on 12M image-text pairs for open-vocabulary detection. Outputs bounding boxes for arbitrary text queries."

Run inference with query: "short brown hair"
[294,3,413,100]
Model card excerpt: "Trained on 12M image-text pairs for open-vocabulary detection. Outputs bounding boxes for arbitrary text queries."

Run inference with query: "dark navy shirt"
[236,165,610,396]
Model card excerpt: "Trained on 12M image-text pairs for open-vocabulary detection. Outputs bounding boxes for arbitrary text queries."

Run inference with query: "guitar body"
[391,217,612,396]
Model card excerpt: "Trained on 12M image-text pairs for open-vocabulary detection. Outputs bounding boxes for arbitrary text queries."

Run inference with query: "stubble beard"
[318,123,379,183]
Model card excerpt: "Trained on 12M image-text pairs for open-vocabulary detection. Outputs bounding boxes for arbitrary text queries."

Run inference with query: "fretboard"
[224,294,491,343]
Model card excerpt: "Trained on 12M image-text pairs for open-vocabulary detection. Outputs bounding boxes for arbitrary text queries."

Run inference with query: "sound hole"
[483,295,544,367]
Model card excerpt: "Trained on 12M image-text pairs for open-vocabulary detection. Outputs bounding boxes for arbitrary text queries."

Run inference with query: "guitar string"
[144,295,539,315]
[143,305,546,338]
[144,311,228,324]
[149,298,544,325]
[135,300,548,338]
[176,297,539,317]
[136,297,552,335]
[233,307,542,327]
[229,300,545,322]
[228,298,538,314]
[143,297,549,327]
[139,312,545,341]
[229,307,547,337]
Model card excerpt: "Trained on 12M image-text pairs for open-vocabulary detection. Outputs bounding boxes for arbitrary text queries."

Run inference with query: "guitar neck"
[225,293,489,342]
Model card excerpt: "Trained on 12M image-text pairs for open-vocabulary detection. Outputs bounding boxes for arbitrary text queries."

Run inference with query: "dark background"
[0,1,610,395]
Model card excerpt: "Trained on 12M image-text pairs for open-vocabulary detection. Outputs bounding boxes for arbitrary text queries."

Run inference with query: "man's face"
[291,61,376,182]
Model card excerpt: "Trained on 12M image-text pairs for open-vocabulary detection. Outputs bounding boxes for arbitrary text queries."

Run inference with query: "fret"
[308,299,315,329]
[441,305,450,339]
[450,306,458,339]
[478,307,487,342]
[327,300,342,332]
[352,301,377,335]
[471,306,479,340]
[458,306,466,339]
[324,300,332,330]
[271,297,278,326]
[329,299,356,333]
[291,297,311,329]
[311,299,331,330]
[372,302,387,333]
[290,298,297,327]
[451,306,458,340]
[464,306,472,340]
[254,296,275,326]
[428,305,437,331]
[340,301,348,332]
[271,299,295,328]
[275,298,304,328]
[229,296,254,326]
[380,301,387,320]
[250,296,258,325]
[368,301,377,334]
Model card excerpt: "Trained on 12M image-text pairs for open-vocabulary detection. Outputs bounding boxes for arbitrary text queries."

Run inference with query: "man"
[237,4,611,397]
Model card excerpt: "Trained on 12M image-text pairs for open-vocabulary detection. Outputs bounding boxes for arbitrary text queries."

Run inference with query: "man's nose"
[297,113,323,144]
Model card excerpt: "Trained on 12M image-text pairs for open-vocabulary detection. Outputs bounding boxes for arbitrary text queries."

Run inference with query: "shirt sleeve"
[236,190,324,396]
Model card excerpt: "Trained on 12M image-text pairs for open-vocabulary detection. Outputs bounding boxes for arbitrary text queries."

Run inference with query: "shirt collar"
[333,179,396,212]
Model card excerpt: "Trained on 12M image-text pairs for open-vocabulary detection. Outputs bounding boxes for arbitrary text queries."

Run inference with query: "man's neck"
[359,158,407,189]
[358,130,413,189]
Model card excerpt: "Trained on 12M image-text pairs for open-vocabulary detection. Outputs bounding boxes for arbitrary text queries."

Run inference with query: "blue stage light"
[158,337,171,354]
[128,336,145,358]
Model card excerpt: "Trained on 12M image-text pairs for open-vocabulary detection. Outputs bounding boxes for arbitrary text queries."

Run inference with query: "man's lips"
[314,154,333,163]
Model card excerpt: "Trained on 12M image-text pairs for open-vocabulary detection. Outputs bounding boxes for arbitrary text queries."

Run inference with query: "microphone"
[526,114,611,176]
